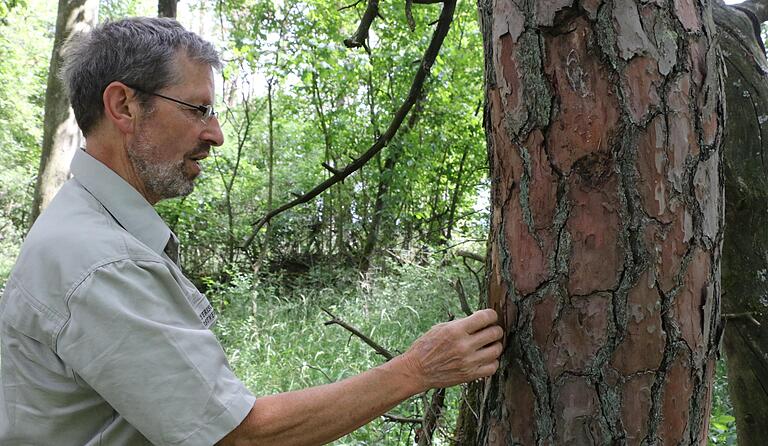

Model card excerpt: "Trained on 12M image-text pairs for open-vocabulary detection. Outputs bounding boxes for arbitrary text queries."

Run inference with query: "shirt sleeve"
[56,258,255,446]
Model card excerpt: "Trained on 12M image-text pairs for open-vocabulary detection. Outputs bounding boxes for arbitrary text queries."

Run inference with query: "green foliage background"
[0,0,737,444]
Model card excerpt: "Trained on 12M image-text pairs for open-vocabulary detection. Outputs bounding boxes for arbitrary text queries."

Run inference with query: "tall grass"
[210,254,478,444]
[209,252,738,445]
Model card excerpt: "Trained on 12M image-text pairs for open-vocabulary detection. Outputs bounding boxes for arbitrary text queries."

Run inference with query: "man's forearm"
[217,309,503,446]
[217,355,423,446]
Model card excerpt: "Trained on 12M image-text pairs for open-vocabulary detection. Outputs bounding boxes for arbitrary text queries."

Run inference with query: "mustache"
[186,144,210,158]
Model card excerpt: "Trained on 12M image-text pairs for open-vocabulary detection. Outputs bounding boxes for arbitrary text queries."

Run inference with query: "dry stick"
[723,312,762,327]
[383,413,423,424]
[321,308,421,426]
[242,0,458,249]
[305,364,334,383]
[455,249,484,262]
[321,307,395,360]
[417,387,447,446]
[319,307,450,438]
[452,278,473,317]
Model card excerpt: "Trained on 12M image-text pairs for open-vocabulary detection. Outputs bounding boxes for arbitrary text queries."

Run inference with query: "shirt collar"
[70,148,172,256]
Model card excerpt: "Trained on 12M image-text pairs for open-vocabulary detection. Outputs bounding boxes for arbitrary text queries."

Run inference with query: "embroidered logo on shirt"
[187,290,217,329]
[199,304,216,328]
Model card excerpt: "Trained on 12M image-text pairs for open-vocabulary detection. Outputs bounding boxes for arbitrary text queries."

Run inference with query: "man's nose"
[202,116,224,146]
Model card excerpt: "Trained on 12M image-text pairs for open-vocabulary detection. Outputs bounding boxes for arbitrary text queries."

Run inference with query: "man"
[0,17,503,445]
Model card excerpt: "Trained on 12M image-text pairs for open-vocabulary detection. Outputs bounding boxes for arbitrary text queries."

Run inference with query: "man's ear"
[102,82,139,134]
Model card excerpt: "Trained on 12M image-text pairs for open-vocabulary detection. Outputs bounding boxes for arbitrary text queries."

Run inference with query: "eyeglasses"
[125,84,218,123]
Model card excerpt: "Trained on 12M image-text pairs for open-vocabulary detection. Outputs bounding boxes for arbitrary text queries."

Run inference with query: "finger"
[474,360,500,379]
[458,309,498,334]
[467,341,503,365]
[468,325,504,349]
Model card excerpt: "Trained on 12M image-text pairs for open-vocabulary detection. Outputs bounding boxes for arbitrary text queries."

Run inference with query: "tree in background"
[157,0,175,18]
[29,0,98,225]
[715,0,768,443]
[463,0,724,443]
[9,0,768,444]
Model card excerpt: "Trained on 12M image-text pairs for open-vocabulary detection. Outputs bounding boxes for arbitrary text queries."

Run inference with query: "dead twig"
[321,307,395,360]
[382,413,423,424]
[417,387,447,446]
[455,249,484,262]
[242,0,458,249]
[305,364,334,383]
[452,278,473,317]
[723,312,762,326]
[462,256,484,304]
[338,0,362,12]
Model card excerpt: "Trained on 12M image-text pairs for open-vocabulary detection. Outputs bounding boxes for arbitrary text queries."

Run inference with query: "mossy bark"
[30,0,98,226]
[715,2,768,444]
[459,1,725,444]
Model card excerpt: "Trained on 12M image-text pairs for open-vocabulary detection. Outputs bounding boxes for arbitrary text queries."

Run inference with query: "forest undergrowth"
[206,252,738,446]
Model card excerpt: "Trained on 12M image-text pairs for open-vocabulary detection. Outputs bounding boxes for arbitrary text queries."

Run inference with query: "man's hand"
[401,309,504,392]
[216,309,504,446]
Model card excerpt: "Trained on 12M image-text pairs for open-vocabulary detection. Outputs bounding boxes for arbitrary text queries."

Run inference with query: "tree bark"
[714,2,768,444]
[158,0,177,18]
[310,70,334,255]
[30,0,98,226]
[444,143,469,241]
[359,146,401,272]
[465,0,725,444]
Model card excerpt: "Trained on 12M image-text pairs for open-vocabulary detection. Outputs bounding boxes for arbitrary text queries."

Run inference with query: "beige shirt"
[0,149,255,445]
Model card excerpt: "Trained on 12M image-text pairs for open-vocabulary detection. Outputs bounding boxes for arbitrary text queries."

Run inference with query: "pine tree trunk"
[30,0,98,226]
[465,0,725,444]
[714,1,768,443]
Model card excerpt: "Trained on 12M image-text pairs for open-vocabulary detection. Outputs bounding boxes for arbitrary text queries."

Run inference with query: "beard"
[126,132,199,201]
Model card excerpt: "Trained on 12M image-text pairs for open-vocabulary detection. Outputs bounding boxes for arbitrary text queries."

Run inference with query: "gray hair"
[61,17,221,136]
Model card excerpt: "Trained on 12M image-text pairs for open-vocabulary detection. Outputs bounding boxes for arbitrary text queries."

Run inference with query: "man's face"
[127,54,224,203]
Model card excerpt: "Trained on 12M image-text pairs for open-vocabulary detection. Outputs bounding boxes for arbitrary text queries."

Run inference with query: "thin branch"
[463,256,484,303]
[406,0,416,31]
[321,308,395,360]
[344,0,379,48]
[723,312,762,326]
[417,388,447,446]
[455,250,484,262]
[242,0,458,248]
[338,0,362,11]
[452,278,473,317]
[382,413,423,424]
[322,162,341,175]
[304,364,334,383]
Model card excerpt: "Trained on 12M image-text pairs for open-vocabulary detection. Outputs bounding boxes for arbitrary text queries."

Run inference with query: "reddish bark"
[465,0,725,444]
